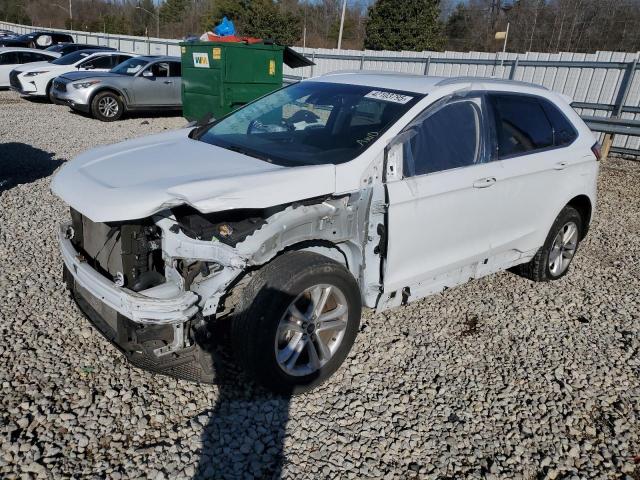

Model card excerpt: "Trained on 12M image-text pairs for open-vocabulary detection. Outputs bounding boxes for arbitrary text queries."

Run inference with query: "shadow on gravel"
[0,143,63,194]
[194,287,311,479]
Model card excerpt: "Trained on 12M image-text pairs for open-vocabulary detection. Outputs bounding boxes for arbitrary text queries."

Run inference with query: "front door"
[382,95,504,302]
[132,61,175,106]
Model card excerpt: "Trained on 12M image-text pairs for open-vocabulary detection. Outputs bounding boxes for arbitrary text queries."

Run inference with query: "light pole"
[52,1,73,30]
[337,0,346,50]
[136,5,159,38]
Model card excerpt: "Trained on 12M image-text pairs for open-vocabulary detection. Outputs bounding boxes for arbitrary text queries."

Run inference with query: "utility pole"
[136,5,159,38]
[337,0,346,50]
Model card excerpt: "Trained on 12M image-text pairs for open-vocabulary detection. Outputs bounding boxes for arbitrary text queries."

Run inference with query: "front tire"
[91,91,124,122]
[231,251,361,395]
[515,205,582,282]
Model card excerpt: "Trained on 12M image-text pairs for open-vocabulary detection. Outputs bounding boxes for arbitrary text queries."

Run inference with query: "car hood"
[13,61,52,72]
[51,129,337,223]
[59,71,123,82]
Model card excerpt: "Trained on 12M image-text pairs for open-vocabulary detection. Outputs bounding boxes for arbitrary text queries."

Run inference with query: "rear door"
[167,61,182,106]
[383,94,505,297]
[0,51,19,85]
[484,93,581,260]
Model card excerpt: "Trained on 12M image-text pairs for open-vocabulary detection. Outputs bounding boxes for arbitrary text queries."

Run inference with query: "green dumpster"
[180,41,313,121]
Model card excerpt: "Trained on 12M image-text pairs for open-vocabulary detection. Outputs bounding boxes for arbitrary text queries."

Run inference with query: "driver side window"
[402,99,483,177]
[149,62,170,77]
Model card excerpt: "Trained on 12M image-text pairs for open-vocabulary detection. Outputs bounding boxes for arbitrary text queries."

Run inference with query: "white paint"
[51,128,336,223]
[0,47,59,87]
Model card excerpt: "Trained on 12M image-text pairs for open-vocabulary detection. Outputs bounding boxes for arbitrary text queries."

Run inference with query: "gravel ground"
[1,89,639,480]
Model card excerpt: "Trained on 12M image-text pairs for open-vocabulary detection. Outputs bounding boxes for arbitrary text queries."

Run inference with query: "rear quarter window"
[541,100,578,147]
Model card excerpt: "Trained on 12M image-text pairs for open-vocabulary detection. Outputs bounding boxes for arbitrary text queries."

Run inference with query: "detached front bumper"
[59,225,217,383]
[59,224,199,324]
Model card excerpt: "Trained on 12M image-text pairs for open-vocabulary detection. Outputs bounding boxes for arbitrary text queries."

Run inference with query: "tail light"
[591,142,602,161]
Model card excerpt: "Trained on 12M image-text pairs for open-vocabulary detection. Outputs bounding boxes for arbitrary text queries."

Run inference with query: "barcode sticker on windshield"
[365,90,414,104]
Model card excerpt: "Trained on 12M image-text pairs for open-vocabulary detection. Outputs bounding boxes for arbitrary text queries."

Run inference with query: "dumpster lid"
[284,47,314,68]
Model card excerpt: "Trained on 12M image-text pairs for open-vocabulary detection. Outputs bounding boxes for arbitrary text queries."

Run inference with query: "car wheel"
[46,81,55,103]
[91,91,124,122]
[231,251,361,395]
[515,205,582,282]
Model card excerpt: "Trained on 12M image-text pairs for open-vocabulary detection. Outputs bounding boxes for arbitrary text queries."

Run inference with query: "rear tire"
[514,206,582,282]
[230,251,361,395]
[91,91,124,122]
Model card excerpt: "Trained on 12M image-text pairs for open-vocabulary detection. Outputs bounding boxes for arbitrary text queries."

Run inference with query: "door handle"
[473,177,496,188]
[163,80,173,84]
[554,161,568,170]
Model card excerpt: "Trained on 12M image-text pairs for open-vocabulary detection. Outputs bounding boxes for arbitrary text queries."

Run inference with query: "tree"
[160,0,189,25]
[364,0,445,51]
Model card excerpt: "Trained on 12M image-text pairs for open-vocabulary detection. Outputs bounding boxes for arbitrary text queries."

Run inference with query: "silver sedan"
[51,56,182,121]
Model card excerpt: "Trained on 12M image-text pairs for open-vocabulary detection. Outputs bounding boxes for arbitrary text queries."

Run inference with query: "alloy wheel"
[98,96,119,118]
[549,221,579,276]
[274,284,349,377]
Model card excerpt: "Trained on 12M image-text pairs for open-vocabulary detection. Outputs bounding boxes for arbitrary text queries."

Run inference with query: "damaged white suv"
[52,72,599,393]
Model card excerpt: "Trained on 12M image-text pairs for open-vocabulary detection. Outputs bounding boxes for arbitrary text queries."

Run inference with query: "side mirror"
[142,70,153,77]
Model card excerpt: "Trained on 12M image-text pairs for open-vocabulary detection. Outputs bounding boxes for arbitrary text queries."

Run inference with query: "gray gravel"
[1,89,639,479]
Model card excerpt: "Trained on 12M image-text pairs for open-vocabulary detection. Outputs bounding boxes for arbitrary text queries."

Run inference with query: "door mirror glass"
[36,35,52,47]
[142,69,153,77]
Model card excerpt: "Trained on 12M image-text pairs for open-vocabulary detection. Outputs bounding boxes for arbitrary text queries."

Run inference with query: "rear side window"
[80,55,113,69]
[169,61,181,77]
[541,100,577,147]
[0,51,19,64]
[489,94,553,158]
[403,100,481,176]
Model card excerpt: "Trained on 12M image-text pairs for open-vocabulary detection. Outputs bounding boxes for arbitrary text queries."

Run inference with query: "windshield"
[52,50,95,65]
[197,81,422,167]
[111,57,149,75]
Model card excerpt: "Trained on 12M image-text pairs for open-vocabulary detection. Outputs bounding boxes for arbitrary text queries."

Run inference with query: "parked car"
[0,47,60,88]
[51,55,182,121]
[10,49,134,101]
[0,31,73,49]
[51,73,599,394]
[45,43,116,56]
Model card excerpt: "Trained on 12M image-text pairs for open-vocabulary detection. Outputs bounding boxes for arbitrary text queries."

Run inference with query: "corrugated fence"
[1,21,639,156]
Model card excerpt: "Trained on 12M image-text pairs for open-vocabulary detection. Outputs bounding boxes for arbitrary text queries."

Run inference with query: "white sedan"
[0,47,59,87]
[10,49,135,101]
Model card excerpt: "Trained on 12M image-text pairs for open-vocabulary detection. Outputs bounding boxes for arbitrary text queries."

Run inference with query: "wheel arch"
[566,194,592,240]
[90,87,128,110]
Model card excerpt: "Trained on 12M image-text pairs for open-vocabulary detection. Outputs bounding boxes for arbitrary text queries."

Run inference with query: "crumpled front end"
[60,210,220,383]
[59,188,380,384]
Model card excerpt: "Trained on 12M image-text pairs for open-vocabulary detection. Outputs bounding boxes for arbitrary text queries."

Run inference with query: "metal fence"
[2,21,639,157]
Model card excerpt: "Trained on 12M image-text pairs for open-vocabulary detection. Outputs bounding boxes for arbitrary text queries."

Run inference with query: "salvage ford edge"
[51,72,599,394]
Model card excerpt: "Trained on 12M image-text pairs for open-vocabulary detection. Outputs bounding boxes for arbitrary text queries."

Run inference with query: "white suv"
[52,72,599,394]
[10,49,134,101]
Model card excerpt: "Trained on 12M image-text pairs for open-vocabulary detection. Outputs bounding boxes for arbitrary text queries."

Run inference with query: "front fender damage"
[156,191,377,317]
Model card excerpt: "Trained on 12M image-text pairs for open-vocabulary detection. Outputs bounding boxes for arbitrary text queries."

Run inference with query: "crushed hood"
[51,128,336,222]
